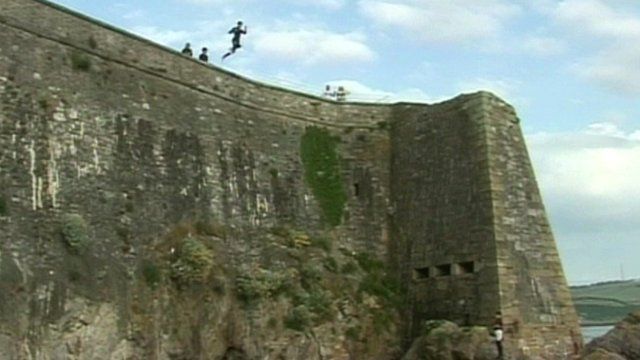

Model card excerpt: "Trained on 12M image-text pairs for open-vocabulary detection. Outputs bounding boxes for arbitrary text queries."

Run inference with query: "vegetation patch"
[170,236,214,285]
[284,305,312,331]
[142,260,162,289]
[88,36,98,49]
[310,236,332,252]
[69,50,91,71]
[235,268,294,305]
[341,260,358,274]
[355,252,385,273]
[61,213,90,253]
[300,126,347,227]
[195,217,227,238]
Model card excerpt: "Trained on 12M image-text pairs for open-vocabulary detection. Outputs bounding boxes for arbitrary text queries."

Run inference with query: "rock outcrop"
[402,320,497,360]
[583,311,640,360]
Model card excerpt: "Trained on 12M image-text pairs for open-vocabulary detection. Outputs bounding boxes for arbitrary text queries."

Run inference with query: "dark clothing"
[222,25,247,60]
[181,47,193,56]
[199,53,208,62]
[496,340,503,359]
[229,26,247,42]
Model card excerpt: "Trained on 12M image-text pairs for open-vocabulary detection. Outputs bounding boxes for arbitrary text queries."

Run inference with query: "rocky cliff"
[583,311,640,360]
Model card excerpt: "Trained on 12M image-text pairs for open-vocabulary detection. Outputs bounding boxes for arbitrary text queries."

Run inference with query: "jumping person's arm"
[243,26,247,34]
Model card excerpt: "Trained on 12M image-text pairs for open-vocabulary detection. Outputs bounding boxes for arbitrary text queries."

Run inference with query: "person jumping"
[222,21,247,61]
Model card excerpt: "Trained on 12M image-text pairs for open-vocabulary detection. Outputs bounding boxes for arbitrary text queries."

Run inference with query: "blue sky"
[49,0,640,285]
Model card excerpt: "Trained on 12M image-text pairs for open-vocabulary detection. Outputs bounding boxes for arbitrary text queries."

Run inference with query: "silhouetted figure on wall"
[323,84,336,99]
[198,47,209,62]
[181,43,193,56]
[222,21,247,61]
[336,86,348,101]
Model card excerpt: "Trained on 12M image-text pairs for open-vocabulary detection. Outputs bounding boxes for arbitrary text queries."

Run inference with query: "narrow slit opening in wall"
[354,183,360,197]
[458,261,475,274]
[413,267,430,280]
[435,264,452,277]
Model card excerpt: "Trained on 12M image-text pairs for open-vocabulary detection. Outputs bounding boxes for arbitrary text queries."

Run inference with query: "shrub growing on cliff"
[170,236,214,285]
[69,51,91,71]
[235,269,294,304]
[284,305,312,331]
[142,260,162,289]
[61,213,90,252]
[300,126,347,227]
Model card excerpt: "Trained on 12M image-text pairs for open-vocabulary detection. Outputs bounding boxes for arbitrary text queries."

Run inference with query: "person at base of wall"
[181,43,193,56]
[198,47,209,62]
[493,325,504,360]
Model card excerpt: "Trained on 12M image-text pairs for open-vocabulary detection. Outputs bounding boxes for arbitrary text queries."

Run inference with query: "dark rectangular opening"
[435,264,452,277]
[413,267,430,280]
[458,261,475,274]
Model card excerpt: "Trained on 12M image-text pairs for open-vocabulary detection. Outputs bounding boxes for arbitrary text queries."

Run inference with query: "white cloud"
[521,36,565,56]
[180,0,228,4]
[292,0,346,10]
[122,9,145,20]
[529,122,640,205]
[130,26,191,46]
[554,0,640,39]
[323,80,439,103]
[548,0,640,96]
[358,0,521,44]
[252,29,375,66]
[455,77,522,105]
[528,123,640,282]
[573,44,640,96]
[179,0,344,9]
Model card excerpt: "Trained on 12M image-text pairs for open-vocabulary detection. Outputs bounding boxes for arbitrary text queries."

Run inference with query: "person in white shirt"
[493,325,504,359]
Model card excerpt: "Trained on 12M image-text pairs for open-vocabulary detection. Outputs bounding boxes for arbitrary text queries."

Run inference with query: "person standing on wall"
[222,21,247,61]
[181,43,193,56]
[198,47,209,62]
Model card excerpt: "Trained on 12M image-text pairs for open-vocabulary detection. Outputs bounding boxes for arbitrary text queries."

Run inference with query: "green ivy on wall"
[300,126,347,227]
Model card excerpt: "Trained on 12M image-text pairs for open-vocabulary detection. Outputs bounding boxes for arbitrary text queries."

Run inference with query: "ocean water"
[582,325,614,342]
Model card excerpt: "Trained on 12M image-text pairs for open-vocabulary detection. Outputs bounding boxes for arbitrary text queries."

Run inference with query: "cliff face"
[0,0,581,359]
[0,1,396,358]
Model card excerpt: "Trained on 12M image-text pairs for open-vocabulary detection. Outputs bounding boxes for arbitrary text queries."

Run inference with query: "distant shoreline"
[581,322,617,327]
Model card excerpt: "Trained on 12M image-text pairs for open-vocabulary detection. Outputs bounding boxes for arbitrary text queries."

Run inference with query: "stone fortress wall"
[0,0,581,358]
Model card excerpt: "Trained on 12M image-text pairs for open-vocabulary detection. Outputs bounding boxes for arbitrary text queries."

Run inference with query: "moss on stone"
[70,50,91,71]
[61,213,90,253]
[300,126,346,227]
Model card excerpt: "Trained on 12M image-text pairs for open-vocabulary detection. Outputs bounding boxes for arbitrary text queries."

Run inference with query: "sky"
[48,0,640,285]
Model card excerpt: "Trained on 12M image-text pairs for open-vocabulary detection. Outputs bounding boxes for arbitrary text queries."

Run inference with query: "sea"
[581,325,614,342]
